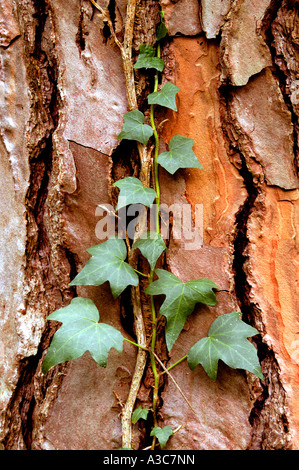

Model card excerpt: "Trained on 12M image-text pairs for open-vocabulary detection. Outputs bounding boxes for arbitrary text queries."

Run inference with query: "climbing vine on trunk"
[42,1,263,450]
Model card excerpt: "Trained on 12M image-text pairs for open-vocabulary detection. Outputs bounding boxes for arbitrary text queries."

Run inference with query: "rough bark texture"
[0,0,298,450]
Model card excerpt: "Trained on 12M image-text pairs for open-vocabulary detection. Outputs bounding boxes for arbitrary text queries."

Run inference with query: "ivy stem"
[133,268,149,278]
[124,338,148,351]
[148,42,162,450]
[149,270,159,450]
[161,355,188,374]
[118,0,148,450]
[150,43,161,235]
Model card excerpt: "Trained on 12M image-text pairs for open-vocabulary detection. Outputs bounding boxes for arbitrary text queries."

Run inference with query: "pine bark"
[0,0,298,450]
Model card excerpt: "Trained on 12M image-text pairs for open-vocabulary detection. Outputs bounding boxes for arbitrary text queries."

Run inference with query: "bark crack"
[3,0,76,450]
[266,2,299,176]
[223,2,298,447]
[229,133,291,450]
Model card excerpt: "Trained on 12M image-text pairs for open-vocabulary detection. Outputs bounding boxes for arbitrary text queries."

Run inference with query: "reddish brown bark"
[0,0,298,450]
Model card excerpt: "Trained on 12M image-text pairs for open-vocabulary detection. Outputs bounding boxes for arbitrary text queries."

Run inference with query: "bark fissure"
[219,64,292,447]
[262,1,299,177]
[2,0,76,449]
[230,146,291,450]
[76,3,86,53]
[222,4,297,446]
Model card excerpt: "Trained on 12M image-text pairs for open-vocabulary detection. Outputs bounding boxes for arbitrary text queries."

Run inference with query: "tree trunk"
[0,0,298,450]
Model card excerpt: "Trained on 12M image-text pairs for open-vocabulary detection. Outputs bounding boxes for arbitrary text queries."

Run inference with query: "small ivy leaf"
[69,237,139,298]
[117,110,153,145]
[150,426,173,449]
[156,21,168,42]
[131,406,150,424]
[113,177,157,211]
[134,45,165,72]
[157,134,203,174]
[187,312,264,381]
[148,83,180,111]
[145,269,218,351]
[132,232,166,270]
[42,297,124,374]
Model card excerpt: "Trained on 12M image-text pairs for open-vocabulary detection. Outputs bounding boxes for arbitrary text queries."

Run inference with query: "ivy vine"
[42,3,263,451]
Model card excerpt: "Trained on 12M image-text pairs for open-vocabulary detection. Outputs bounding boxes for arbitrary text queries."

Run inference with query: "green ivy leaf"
[113,177,157,211]
[117,110,153,145]
[156,23,168,42]
[134,45,165,72]
[150,426,173,449]
[157,134,203,174]
[156,21,168,42]
[133,232,166,270]
[42,297,124,374]
[131,406,150,424]
[148,83,180,111]
[69,237,139,298]
[157,11,168,41]
[187,312,264,381]
[145,269,218,351]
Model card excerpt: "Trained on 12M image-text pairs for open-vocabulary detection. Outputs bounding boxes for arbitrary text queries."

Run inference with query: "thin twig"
[96,204,119,219]
[89,0,123,50]
[149,348,198,418]
[113,390,124,408]
[173,424,183,434]
[122,0,138,110]
[90,0,151,187]
[157,118,169,133]
[122,286,147,448]
[90,0,150,449]
[118,0,153,449]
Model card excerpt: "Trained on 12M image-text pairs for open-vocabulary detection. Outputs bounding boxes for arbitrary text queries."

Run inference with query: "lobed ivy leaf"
[42,297,124,374]
[117,110,153,145]
[132,231,166,270]
[145,269,218,351]
[131,406,150,424]
[113,177,157,211]
[148,82,180,111]
[150,426,173,449]
[69,237,139,298]
[157,134,203,174]
[134,45,165,72]
[187,312,264,381]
